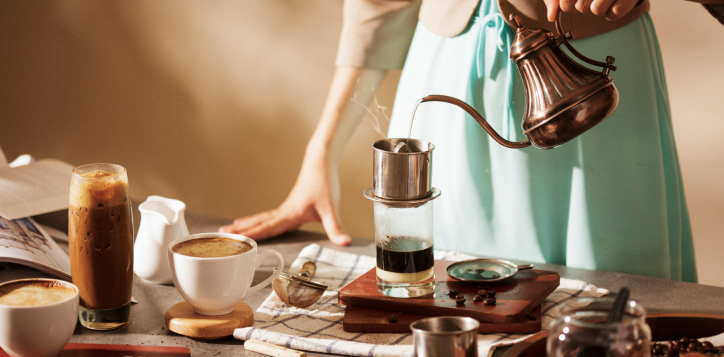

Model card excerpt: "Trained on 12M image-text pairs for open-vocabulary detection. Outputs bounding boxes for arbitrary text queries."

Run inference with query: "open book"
[0,216,71,281]
[0,147,73,281]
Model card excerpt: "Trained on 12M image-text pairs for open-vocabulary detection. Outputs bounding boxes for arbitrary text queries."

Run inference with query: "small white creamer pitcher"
[134,195,189,284]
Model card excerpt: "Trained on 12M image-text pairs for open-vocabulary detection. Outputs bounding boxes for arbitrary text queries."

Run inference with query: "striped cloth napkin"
[234,244,608,357]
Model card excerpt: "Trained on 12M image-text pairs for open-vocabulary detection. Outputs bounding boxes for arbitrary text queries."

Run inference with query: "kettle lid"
[509,14,554,63]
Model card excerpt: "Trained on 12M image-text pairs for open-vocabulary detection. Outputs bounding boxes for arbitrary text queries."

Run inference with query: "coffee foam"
[70,170,128,207]
[172,237,252,258]
[0,281,76,307]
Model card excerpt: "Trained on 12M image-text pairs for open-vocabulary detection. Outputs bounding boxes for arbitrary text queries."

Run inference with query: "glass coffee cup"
[69,163,134,330]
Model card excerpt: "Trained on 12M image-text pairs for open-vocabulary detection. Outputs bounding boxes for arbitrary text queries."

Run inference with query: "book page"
[0,158,75,220]
[0,216,71,280]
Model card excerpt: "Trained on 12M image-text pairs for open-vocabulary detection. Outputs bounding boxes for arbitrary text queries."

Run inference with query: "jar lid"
[446,259,534,282]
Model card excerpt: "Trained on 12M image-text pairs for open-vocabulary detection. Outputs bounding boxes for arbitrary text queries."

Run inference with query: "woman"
[221,0,698,282]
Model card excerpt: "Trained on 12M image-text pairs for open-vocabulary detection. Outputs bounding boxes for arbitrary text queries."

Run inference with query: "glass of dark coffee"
[374,200,435,297]
[365,138,440,298]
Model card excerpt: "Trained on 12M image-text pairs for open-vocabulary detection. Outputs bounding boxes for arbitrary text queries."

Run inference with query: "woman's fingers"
[219,189,351,245]
[219,207,305,240]
[559,0,576,15]
[590,0,617,17]
[545,0,639,21]
[237,212,303,241]
[229,210,275,231]
[316,202,352,246]
[604,0,638,20]
[220,205,350,245]
[575,0,594,13]
[545,0,561,22]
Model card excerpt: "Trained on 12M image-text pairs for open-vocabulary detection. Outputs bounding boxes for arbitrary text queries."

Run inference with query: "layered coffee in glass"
[365,138,440,298]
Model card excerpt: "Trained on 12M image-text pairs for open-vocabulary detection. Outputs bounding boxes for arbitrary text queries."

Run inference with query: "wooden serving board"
[343,304,542,334]
[338,260,559,324]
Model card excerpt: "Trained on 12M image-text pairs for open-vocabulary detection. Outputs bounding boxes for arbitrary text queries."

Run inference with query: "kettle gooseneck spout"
[419,95,532,149]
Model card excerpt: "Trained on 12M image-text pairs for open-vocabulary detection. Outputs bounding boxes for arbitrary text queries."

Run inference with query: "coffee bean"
[449,289,458,295]
[484,298,496,305]
[473,294,483,302]
[477,289,487,296]
[456,298,466,305]
[651,338,723,357]
[389,315,398,323]
[487,291,496,297]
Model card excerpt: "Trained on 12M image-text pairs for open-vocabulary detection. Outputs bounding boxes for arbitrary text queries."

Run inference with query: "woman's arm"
[221,0,420,244]
[220,66,385,245]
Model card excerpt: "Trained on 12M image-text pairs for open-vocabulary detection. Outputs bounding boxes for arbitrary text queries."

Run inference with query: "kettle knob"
[509,14,523,30]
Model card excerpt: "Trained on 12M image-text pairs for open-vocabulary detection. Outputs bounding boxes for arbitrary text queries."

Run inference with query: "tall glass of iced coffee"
[69,164,133,330]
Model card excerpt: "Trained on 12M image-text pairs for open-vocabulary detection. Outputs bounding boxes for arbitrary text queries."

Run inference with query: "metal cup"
[372,138,434,200]
[411,316,480,357]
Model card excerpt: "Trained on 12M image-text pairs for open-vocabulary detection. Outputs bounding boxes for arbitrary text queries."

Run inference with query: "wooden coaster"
[165,301,253,339]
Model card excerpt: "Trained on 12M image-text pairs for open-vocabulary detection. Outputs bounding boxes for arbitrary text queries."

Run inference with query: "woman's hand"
[545,0,642,22]
[219,141,352,245]
[220,66,385,246]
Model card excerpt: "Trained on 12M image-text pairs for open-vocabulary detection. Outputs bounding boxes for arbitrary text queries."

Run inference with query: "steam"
[351,81,389,139]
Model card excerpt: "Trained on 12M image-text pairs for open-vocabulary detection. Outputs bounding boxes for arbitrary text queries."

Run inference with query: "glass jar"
[547,297,651,357]
[374,200,435,298]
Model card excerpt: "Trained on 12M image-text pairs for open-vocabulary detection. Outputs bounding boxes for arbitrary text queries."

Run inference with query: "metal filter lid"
[446,259,534,283]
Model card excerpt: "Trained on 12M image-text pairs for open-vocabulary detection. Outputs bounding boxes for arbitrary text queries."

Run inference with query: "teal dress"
[387,0,697,282]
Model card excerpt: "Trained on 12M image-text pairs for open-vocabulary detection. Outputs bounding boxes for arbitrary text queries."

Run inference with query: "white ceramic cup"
[0,278,79,357]
[168,232,284,316]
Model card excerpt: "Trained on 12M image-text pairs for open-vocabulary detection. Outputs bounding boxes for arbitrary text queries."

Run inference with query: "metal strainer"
[272,261,328,308]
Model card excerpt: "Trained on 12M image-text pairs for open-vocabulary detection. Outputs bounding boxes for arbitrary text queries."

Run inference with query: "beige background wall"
[1,1,722,285]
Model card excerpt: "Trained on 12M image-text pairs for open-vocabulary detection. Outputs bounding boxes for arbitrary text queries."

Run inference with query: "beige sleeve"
[335,0,422,70]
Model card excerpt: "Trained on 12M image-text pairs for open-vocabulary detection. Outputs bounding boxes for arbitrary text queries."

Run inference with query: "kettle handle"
[420,95,531,149]
[553,10,617,75]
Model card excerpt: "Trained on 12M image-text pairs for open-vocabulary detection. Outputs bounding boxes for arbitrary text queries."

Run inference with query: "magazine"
[0,216,71,281]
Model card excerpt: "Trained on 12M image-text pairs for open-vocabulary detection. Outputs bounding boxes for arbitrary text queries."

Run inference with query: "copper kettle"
[419,12,619,149]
